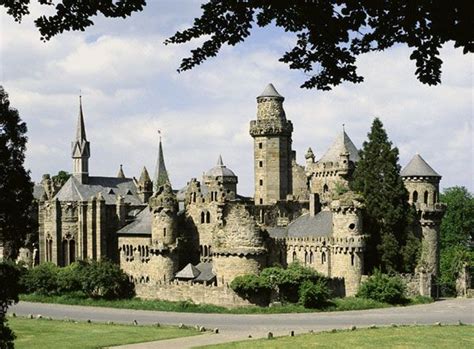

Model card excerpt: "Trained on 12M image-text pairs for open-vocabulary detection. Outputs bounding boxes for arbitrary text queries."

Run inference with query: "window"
[323,184,329,193]
[259,161,263,167]
[69,240,76,264]
[259,179,263,186]
[321,252,326,264]
[304,251,308,265]
[200,211,205,224]
[309,252,314,264]
[433,191,437,204]
[413,191,418,203]
[292,251,297,262]
[351,253,355,266]
[62,240,68,266]
[163,227,167,236]
[424,191,429,204]
[259,198,263,205]
[258,142,263,149]
[206,211,211,223]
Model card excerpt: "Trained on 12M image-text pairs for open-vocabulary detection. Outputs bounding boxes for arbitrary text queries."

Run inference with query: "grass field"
[19,293,432,314]
[200,325,474,349]
[7,316,200,349]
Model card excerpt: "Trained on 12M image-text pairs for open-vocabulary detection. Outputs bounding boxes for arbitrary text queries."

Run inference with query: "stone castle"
[34,84,445,304]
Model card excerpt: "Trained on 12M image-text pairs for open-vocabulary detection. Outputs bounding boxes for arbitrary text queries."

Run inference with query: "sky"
[1,1,473,196]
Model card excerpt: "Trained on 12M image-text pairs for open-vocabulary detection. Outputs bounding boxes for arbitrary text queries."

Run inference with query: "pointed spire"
[217,154,224,166]
[139,166,151,183]
[117,164,125,178]
[76,95,87,141]
[153,134,171,191]
[319,128,360,163]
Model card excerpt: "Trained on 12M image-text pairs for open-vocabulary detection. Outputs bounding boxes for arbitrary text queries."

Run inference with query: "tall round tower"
[149,183,179,246]
[249,83,293,205]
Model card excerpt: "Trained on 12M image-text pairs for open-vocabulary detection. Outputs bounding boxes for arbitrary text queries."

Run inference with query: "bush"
[230,274,272,302]
[21,262,60,295]
[298,279,330,308]
[80,260,134,299]
[57,261,86,293]
[356,270,406,304]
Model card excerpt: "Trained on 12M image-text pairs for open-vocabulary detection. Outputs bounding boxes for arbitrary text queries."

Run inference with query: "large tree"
[1,1,472,91]
[0,86,34,260]
[438,186,474,295]
[351,118,411,273]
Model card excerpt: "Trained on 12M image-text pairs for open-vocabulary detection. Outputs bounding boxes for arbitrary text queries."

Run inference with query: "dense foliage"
[351,118,416,273]
[21,260,135,299]
[0,261,23,349]
[51,170,71,187]
[230,263,331,308]
[0,86,34,260]
[356,270,406,304]
[1,2,472,90]
[439,187,474,296]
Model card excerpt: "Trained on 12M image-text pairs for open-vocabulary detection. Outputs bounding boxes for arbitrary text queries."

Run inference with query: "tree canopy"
[1,1,472,90]
[351,118,413,273]
[0,86,34,260]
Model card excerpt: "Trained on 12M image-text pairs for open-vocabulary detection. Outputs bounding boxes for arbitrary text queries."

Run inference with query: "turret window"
[413,191,418,203]
[259,161,263,167]
[200,211,205,224]
[258,142,263,149]
[206,211,211,223]
[259,179,263,186]
[424,191,429,204]
[163,227,166,237]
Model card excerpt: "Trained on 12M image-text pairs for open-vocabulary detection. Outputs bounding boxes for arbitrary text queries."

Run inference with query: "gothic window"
[62,240,68,266]
[424,191,429,204]
[292,251,297,262]
[69,239,76,264]
[46,235,53,262]
[304,251,308,265]
[321,251,326,264]
[323,184,329,193]
[413,190,418,203]
[309,251,314,264]
[201,211,205,224]
[206,211,211,223]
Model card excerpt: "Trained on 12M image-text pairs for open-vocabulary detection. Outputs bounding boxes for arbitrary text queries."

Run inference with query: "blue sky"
[1,1,472,196]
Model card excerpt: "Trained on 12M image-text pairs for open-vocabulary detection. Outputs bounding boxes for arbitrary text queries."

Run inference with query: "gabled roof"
[318,130,360,163]
[401,154,441,177]
[258,83,283,99]
[53,176,142,205]
[175,263,201,279]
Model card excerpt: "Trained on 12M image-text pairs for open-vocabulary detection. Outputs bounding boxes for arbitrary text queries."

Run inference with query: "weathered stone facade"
[33,84,445,305]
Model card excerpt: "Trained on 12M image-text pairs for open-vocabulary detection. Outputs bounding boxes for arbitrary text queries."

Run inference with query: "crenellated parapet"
[249,119,293,137]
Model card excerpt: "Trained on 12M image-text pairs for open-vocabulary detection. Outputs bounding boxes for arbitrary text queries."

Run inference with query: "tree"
[52,170,71,187]
[351,118,411,273]
[0,261,23,349]
[1,1,472,91]
[438,187,474,295]
[0,87,34,260]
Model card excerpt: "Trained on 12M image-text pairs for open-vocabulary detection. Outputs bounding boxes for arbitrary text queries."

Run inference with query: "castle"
[34,84,445,304]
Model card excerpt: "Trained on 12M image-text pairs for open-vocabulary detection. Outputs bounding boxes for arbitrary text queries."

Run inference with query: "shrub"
[21,262,60,295]
[80,260,134,299]
[298,279,330,308]
[230,274,271,302]
[356,269,406,304]
[57,261,87,293]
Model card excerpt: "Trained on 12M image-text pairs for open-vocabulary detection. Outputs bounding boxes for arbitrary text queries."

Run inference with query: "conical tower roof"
[319,129,360,163]
[401,154,441,177]
[153,136,171,191]
[76,96,87,141]
[117,164,125,178]
[257,83,284,99]
[139,166,151,183]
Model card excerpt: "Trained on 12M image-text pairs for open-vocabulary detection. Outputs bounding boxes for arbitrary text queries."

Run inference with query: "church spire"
[117,164,125,178]
[153,133,170,192]
[71,95,90,184]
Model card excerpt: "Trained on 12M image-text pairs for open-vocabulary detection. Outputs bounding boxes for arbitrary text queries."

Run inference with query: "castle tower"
[249,83,293,205]
[153,135,170,192]
[203,155,238,195]
[137,166,153,203]
[401,154,446,290]
[71,96,90,184]
[330,192,365,296]
[149,183,179,246]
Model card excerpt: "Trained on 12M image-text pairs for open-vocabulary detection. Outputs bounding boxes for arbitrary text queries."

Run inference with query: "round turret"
[149,183,178,246]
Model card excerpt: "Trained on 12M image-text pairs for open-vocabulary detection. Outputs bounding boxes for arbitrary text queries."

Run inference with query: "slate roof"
[153,138,170,191]
[205,155,237,178]
[53,175,142,205]
[318,130,360,163]
[194,262,216,282]
[116,208,151,235]
[401,154,441,177]
[175,263,201,279]
[258,83,284,99]
[287,211,333,237]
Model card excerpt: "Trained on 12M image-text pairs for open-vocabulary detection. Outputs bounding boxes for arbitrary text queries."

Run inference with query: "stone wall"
[135,281,260,308]
[212,254,266,286]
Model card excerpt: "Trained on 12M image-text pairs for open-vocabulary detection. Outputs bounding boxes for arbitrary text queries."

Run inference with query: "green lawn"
[7,316,200,349]
[200,325,474,349]
[19,293,432,314]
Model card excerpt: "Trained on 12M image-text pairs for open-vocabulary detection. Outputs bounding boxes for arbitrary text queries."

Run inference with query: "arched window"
[199,245,203,256]
[192,192,196,203]
[309,251,314,264]
[204,245,208,257]
[321,251,326,264]
[200,211,205,224]
[323,184,329,193]
[424,191,429,204]
[351,253,355,266]
[304,251,308,265]
[69,239,76,264]
[292,251,297,262]
[62,240,68,266]
[413,190,418,203]
[206,211,211,223]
